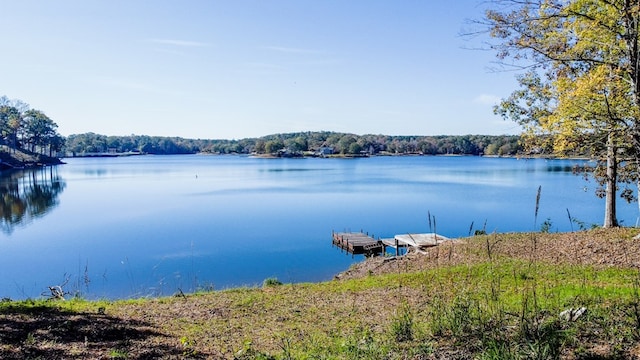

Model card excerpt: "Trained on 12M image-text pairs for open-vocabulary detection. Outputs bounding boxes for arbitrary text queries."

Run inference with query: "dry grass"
[1,228,640,359]
[337,227,640,280]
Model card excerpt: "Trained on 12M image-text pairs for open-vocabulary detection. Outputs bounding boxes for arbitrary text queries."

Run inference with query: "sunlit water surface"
[0,155,636,299]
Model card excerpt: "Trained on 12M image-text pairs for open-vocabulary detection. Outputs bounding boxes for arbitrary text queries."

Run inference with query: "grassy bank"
[2,228,640,359]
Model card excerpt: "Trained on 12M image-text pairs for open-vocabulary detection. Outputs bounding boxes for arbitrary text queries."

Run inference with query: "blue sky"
[1,1,521,139]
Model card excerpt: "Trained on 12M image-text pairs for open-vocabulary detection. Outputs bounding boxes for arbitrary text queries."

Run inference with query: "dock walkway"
[332,231,384,256]
[333,231,451,257]
[381,233,449,255]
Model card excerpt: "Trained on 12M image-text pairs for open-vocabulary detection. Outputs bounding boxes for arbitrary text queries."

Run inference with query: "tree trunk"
[637,176,640,227]
[603,134,618,228]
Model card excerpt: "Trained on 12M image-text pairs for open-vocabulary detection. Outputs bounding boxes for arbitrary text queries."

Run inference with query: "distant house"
[316,147,334,156]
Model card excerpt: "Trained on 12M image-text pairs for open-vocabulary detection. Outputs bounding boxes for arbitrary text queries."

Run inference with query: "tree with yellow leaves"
[485,0,640,227]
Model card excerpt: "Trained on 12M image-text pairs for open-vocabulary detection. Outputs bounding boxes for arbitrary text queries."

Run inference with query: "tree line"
[64,133,201,156]
[0,96,63,157]
[64,131,522,157]
[0,95,523,158]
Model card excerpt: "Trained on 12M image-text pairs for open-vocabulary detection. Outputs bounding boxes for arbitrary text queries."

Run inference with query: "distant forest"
[64,132,522,157]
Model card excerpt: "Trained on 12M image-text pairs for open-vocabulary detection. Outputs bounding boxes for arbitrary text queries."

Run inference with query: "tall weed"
[390,301,414,342]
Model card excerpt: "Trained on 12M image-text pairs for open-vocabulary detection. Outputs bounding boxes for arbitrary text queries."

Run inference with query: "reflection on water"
[0,167,66,234]
[546,164,592,173]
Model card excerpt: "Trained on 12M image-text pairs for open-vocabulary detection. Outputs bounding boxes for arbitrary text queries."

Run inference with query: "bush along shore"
[1,228,640,359]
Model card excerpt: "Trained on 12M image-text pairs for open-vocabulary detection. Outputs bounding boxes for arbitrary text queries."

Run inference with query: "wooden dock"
[332,231,384,256]
[381,233,448,255]
[334,230,452,257]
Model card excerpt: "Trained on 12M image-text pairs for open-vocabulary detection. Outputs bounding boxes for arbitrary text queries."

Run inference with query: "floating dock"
[333,231,450,257]
[332,231,384,256]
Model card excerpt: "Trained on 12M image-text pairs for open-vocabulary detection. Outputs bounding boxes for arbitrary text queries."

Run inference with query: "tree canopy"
[0,95,522,159]
[0,96,63,158]
[63,131,522,157]
[484,0,640,227]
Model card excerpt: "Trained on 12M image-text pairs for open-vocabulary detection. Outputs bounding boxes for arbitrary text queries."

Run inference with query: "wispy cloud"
[263,46,323,54]
[473,94,501,106]
[149,38,210,47]
[243,62,285,70]
[90,76,179,96]
[96,77,154,91]
[292,58,341,66]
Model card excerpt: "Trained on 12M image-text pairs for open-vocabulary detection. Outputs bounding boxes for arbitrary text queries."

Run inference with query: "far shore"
[0,149,595,173]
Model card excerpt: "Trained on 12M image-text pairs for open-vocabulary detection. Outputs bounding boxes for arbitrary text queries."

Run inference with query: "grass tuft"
[390,301,414,342]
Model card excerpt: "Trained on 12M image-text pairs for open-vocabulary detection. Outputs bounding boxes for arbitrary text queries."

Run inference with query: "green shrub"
[262,278,283,287]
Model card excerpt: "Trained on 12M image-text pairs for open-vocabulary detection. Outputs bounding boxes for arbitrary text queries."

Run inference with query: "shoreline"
[0,148,64,172]
[2,228,639,359]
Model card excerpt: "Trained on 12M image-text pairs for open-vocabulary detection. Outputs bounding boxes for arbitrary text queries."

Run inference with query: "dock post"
[395,237,399,256]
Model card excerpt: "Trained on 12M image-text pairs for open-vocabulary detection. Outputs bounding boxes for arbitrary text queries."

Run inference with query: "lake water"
[0,155,637,300]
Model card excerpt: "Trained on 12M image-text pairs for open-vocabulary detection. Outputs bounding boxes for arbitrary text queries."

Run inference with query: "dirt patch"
[0,304,196,359]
